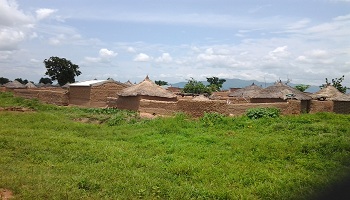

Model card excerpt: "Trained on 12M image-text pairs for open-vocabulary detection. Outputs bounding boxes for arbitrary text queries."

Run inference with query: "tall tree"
[182,78,211,95]
[155,80,168,86]
[321,75,348,94]
[44,56,81,86]
[39,77,53,84]
[206,76,226,92]
[0,77,10,85]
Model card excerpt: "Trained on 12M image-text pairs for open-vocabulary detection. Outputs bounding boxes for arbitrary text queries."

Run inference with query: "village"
[1,75,350,117]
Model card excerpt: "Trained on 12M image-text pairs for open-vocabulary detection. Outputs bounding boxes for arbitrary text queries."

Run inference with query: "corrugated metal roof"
[69,80,107,86]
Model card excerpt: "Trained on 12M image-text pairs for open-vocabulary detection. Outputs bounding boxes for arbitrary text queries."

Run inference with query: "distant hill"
[170,78,320,93]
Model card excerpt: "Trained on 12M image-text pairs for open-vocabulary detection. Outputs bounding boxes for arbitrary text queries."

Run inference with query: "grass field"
[1,92,350,199]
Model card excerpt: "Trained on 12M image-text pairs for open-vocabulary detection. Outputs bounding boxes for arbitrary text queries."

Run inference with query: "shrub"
[246,107,280,119]
[200,112,226,127]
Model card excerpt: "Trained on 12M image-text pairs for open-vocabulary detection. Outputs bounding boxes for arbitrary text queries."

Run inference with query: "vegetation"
[182,77,211,95]
[207,76,226,92]
[295,84,310,92]
[155,80,168,86]
[44,56,82,86]
[0,77,10,85]
[321,75,348,94]
[246,107,280,119]
[39,77,53,84]
[1,92,350,199]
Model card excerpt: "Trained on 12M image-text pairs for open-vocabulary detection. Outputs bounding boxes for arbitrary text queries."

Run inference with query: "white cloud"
[155,53,172,63]
[134,53,151,62]
[36,8,57,20]
[127,47,136,53]
[0,0,33,26]
[85,48,118,63]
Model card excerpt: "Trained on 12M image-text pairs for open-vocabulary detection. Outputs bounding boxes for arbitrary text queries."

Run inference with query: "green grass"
[1,92,350,199]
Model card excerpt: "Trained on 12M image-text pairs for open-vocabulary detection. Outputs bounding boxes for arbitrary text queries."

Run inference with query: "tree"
[206,76,226,92]
[15,78,28,85]
[44,56,81,86]
[294,84,310,92]
[39,77,53,84]
[155,80,168,86]
[182,78,211,95]
[321,75,348,94]
[0,77,10,85]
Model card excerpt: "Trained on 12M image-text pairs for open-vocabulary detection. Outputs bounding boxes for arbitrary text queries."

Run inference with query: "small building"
[228,83,263,102]
[251,81,312,113]
[4,80,26,92]
[25,82,37,89]
[116,76,177,111]
[69,80,128,107]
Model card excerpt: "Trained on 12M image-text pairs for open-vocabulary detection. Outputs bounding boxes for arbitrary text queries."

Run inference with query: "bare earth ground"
[0,189,14,200]
[0,107,34,112]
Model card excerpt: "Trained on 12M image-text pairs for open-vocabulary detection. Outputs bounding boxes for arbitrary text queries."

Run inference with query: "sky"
[1,0,350,86]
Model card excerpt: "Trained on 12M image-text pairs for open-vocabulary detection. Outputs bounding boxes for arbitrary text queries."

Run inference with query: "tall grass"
[1,92,350,199]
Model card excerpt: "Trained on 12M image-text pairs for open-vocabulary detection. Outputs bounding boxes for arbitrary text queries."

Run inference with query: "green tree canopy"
[294,84,310,92]
[15,78,29,85]
[182,78,211,95]
[44,56,81,86]
[155,80,168,86]
[321,75,348,94]
[206,76,226,92]
[39,77,53,84]
[0,77,10,85]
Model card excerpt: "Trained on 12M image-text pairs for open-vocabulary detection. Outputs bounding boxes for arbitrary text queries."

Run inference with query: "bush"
[200,112,226,127]
[246,107,280,119]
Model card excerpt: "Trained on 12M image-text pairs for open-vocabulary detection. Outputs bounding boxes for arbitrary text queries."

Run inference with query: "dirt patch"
[139,112,157,119]
[0,188,14,200]
[0,107,35,112]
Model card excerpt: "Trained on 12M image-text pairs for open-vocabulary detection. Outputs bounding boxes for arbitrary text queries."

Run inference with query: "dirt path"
[0,188,14,200]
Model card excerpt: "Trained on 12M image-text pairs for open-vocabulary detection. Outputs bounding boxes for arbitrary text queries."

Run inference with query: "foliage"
[200,112,226,127]
[206,76,226,92]
[182,78,212,95]
[44,56,82,86]
[14,78,29,85]
[0,77,10,85]
[39,77,53,84]
[295,84,310,92]
[155,80,168,86]
[321,75,348,94]
[246,107,280,119]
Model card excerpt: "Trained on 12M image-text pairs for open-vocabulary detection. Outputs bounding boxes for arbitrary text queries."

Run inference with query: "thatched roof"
[124,80,134,86]
[4,80,26,88]
[25,82,37,88]
[252,81,312,100]
[192,95,210,101]
[228,83,263,98]
[69,80,127,87]
[311,85,350,101]
[118,76,176,98]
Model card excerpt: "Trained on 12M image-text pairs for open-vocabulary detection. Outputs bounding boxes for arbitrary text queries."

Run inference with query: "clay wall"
[13,89,68,106]
[115,96,141,111]
[177,99,228,117]
[89,82,128,107]
[227,101,301,116]
[333,101,350,114]
[250,98,286,103]
[139,99,178,116]
[68,86,91,106]
[309,100,333,114]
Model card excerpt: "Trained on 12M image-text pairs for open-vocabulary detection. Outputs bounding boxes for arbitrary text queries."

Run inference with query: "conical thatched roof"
[124,80,134,86]
[192,95,210,101]
[4,80,26,88]
[118,76,176,98]
[25,82,37,88]
[252,81,312,100]
[228,83,263,98]
[311,85,350,101]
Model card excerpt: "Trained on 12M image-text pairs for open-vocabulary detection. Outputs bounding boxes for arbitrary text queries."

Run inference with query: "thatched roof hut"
[311,85,350,101]
[25,82,37,88]
[119,76,176,99]
[4,80,26,89]
[124,80,134,86]
[228,83,263,98]
[251,81,312,103]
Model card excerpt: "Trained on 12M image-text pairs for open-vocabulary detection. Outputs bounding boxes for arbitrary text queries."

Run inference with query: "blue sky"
[1,0,350,86]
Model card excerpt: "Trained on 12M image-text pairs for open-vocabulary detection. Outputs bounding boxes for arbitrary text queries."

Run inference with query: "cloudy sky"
[1,0,350,86]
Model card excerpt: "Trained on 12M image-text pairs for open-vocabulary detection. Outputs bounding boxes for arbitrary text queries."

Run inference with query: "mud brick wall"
[14,89,68,106]
[69,86,91,106]
[115,96,141,111]
[0,87,5,92]
[13,89,40,99]
[89,83,128,107]
[333,101,350,114]
[309,100,333,114]
[139,99,178,115]
[177,99,228,117]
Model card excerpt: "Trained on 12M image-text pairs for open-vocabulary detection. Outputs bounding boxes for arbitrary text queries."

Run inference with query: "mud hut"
[117,76,177,111]
[311,85,350,114]
[25,82,37,89]
[251,81,312,113]
[228,83,263,102]
[69,80,128,107]
[4,80,26,92]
